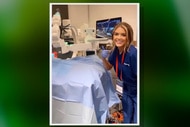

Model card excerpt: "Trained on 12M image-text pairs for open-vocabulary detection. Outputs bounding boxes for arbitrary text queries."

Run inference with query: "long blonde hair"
[112,22,134,52]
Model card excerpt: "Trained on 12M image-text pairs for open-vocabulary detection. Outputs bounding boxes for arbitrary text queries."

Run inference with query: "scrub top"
[108,45,137,96]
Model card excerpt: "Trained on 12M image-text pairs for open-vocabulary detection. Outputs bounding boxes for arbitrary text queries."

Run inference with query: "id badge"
[116,78,123,95]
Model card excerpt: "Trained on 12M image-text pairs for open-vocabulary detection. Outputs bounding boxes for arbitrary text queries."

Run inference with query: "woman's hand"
[101,46,109,59]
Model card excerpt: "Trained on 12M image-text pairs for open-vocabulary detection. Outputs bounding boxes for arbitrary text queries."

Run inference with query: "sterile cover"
[52,55,120,124]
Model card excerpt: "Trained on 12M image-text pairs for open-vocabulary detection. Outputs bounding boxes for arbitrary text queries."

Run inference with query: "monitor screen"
[96,17,122,39]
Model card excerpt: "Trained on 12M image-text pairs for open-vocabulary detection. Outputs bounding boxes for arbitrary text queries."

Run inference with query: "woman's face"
[113,26,128,49]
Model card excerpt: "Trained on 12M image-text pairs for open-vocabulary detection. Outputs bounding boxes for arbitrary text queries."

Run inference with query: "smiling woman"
[101,22,137,124]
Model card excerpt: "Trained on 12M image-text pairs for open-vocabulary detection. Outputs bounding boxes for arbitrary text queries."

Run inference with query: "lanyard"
[116,51,125,80]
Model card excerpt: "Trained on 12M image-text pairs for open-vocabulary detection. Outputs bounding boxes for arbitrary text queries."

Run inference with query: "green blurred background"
[0,0,190,127]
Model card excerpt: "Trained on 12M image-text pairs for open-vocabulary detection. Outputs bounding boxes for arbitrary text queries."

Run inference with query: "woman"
[101,22,137,123]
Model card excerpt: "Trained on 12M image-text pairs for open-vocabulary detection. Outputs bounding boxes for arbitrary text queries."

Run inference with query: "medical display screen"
[96,17,122,39]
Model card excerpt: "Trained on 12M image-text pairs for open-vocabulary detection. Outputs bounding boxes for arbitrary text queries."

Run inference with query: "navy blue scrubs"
[108,45,137,123]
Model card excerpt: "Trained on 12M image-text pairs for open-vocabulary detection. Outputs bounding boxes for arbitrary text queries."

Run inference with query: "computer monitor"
[96,17,122,39]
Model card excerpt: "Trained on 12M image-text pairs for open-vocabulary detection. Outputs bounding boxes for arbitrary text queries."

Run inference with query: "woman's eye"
[121,34,126,36]
[113,32,126,37]
[114,33,119,36]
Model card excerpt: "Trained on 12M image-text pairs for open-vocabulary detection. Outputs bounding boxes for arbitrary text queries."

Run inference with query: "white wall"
[68,4,139,41]
[68,5,89,29]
